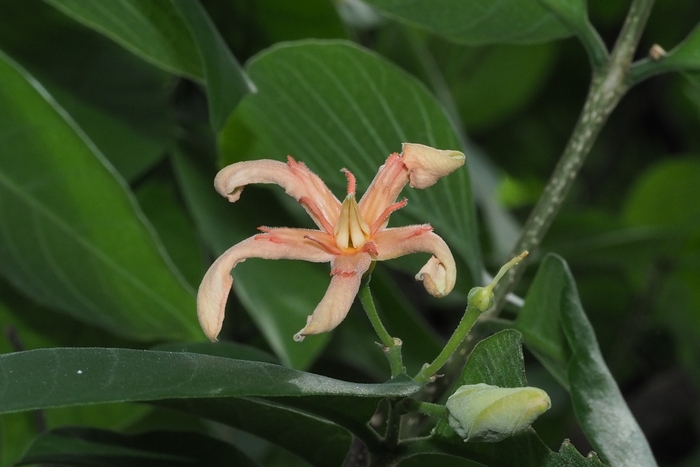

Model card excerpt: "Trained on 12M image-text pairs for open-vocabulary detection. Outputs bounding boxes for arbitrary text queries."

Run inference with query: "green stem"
[359,265,405,378]
[491,0,656,313]
[414,304,482,384]
[401,399,448,419]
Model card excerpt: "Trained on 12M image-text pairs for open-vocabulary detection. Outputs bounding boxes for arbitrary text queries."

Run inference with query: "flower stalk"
[414,252,528,384]
[359,264,405,378]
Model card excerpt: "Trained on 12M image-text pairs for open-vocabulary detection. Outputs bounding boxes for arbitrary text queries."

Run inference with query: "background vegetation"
[1,0,699,465]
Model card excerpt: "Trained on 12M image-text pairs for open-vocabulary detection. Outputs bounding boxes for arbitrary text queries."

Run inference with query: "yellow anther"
[334,194,371,250]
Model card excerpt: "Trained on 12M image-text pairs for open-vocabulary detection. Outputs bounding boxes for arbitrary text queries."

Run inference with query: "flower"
[197,143,465,342]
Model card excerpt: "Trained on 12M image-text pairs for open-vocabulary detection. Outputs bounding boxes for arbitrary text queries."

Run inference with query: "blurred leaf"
[520,254,656,467]
[221,40,482,282]
[245,0,347,43]
[436,42,557,131]
[46,0,252,130]
[158,397,353,467]
[0,0,173,181]
[418,330,601,467]
[0,51,199,341]
[363,0,570,45]
[171,150,331,369]
[0,348,421,414]
[623,156,700,232]
[17,427,258,467]
[170,0,253,130]
[46,0,203,79]
[135,175,205,289]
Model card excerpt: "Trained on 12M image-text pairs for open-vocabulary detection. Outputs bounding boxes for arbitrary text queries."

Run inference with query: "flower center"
[334,193,370,251]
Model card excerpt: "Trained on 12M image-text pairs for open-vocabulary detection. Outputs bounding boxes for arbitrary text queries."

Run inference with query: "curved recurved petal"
[373,225,457,297]
[293,253,372,341]
[197,228,335,341]
[214,157,342,230]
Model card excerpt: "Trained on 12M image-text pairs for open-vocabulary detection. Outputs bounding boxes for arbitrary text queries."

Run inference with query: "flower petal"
[214,157,341,231]
[358,144,465,226]
[373,225,456,297]
[197,228,335,341]
[358,152,409,227]
[293,252,372,341]
[401,143,465,189]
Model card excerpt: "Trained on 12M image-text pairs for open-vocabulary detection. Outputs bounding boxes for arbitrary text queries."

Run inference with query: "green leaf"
[46,0,252,131]
[170,0,253,130]
[135,175,205,289]
[0,51,199,341]
[0,348,421,414]
[422,330,601,467]
[46,0,203,79]
[221,40,482,282]
[171,150,331,369]
[522,254,656,467]
[623,157,700,231]
[631,24,700,82]
[515,258,572,389]
[537,0,607,67]
[451,329,527,388]
[0,0,174,182]
[157,397,353,467]
[17,427,258,467]
[363,0,570,45]
[152,340,278,364]
[0,281,148,467]
[433,330,527,440]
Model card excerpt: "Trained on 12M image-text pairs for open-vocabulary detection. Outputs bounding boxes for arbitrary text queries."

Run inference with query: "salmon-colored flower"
[197,143,465,342]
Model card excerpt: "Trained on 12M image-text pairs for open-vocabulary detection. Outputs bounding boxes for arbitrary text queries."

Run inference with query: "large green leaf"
[0,348,421,414]
[221,40,482,282]
[46,0,252,131]
[0,51,199,341]
[171,151,331,369]
[0,281,148,467]
[518,254,656,467]
[363,0,570,45]
[46,0,203,79]
[0,0,174,182]
[170,0,253,130]
[17,427,258,467]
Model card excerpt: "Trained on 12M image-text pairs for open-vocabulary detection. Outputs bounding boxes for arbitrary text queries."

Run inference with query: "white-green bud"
[445,383,551,442]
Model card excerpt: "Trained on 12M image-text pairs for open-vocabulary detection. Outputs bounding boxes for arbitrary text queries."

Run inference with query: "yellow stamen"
[334,194,371,250]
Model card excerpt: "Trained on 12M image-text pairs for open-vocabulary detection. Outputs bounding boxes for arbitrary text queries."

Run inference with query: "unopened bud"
[446,383,551,442]
[467,251,528,312]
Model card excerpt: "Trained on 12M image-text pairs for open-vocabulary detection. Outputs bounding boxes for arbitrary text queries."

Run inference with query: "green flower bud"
[466,251,528,312]
[467,287,494,312]
[445,383,551,442]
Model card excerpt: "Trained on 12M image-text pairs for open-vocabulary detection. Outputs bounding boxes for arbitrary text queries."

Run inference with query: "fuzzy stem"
[359,265,405,378]
[414,304,483,384]
[491,0,656,313]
